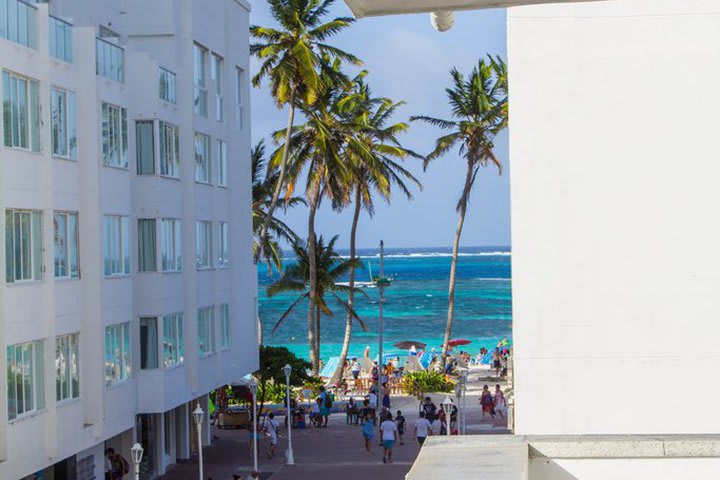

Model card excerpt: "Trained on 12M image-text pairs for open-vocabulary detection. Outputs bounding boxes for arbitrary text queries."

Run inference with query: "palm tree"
[251,0,360,250]
[329,81,423,383]
[267,235,368,366]
[411,57,508,364]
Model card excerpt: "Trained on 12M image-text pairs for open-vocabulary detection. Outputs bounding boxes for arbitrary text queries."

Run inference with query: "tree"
[251,0,360,252]
[411,57,508,364]
[329,80,423,383]
[267,235,367,373]
[255,345,311,414]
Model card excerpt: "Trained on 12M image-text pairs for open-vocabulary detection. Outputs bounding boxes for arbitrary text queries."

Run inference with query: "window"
[217,139,227,187]
[211,54,223,122]
[197,306,215,356]
[194,132,211,183]
[219,304,230,350]
[140,317,158,370]
[105,323,131,385]
[103,215,130,276]
[235,67,244,129]
[195,221,212,269]
[137,219,156,272]
[218,221,228,268]
[162,313,183,367]
[56,334,79,402]
[50,87,77,159]
[49,16,73,63]
[2,70,40,151]
[136,120,155,175]
[159,67,176,104]
[101,103,128,168]
[0,0,38,49]
[5,209,42,283]
[193,43,207,117]
[160,121,180,178]
[96,38,124,83]
[161,218,182,272]
[7,341,44,420]
[54,212,79,279]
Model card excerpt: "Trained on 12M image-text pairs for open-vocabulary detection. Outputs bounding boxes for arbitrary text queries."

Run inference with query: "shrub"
[401,371,454,398]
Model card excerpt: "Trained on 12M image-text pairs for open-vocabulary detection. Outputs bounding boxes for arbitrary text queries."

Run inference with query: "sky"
[250,3,510,250]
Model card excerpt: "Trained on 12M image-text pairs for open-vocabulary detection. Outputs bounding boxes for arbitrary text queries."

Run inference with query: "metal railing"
[0,0,38,49]
[96,36,124,83]
[49,15,72,62]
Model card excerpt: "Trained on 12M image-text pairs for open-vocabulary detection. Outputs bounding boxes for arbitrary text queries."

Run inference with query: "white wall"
[530,458,720,480]
[509,0,720,435]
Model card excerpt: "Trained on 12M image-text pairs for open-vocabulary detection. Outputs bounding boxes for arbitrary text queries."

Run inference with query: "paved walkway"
[159,365,509,480]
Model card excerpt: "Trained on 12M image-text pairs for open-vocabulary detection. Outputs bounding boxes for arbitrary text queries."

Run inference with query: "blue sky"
[250,3,510,249]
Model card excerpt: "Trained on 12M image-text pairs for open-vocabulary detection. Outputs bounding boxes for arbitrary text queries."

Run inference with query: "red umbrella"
[448,338,471,347]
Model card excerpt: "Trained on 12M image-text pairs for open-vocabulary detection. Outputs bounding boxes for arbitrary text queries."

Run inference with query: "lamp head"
[193,403,204,425]
[441,395,453,414]
[249,380,258,395]
[283,363,292,379]
[131,443,144,464]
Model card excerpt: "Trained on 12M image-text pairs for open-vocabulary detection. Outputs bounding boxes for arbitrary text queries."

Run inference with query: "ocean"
[257,246,512,362]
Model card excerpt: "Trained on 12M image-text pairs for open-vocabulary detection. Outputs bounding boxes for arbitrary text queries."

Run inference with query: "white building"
[345,1,720,479]
[0,0,257,479]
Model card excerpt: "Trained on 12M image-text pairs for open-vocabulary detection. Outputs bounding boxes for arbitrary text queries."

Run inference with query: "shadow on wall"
[529,458,579,480]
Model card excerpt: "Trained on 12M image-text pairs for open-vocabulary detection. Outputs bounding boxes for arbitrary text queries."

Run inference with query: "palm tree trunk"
[315,303,321,367]
[331,188,362,384]
[257,312,263,346]
[442,162,474,364]
[260,90,296,246]
[307,181,321,374]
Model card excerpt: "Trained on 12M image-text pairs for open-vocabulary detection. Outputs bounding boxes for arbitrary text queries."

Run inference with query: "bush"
[401,371,454,398]
[259,382,287,404]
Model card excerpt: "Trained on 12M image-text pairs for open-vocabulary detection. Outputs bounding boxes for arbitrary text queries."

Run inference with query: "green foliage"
[256,345,311,387]
[258,382,288,404]
[401,371,454,398]
[302,376,325,397]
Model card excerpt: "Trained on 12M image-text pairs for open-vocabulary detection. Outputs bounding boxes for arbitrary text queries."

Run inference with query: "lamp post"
[461,369,468,434]
[441,396,453,438]
[193,403,205,480]
[283,364,295,465]
[376,241,387,416]
[249,380,259,472]
[130,443,143,480]
[454,382,462,435]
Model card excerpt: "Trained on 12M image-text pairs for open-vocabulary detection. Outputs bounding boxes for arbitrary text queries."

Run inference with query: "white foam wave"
[357,251,511,259]
[474,277,512,282]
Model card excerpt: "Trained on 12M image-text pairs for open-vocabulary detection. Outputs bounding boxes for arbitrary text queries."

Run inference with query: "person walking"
[395,410,406,445]
[351,359,361,380]
[413,411,433,445]
[105,448,129,480]
[310,398,321,429]
[481,385,496,419]
[380,412,398,464]
[494,384,507,418]
[421,397,437,424]
[492,349,502,378]
[362,412,375,453]
[263,412,279,459]
[368,390,378,425]
[319,386,333,428]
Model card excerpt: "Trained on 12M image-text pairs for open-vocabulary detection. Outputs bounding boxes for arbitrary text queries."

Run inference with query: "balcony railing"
[96,37,124,83]
[49,15,71,62]
[0,0,38,49]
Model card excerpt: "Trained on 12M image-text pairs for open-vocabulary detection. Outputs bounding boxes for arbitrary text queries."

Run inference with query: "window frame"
[50,86,77,160]
[218,221,228,268]
[219,303,230,351]
[105,322,131,386]
[193,43,208,117]
[7,340,44,421]
[195,220,213,269]
[5,208,43,284]
[159,121,180,178]
[160,218,182,273]
[162,312,184,368]
[101,102,128,169]
[197,306,215,357]
[55,333,80,403]
[53,211,80,280]
[158,67,177,104]
[235,66,244,130]
[103,215,131,277]
[211,53,224,123]
[2,69,40,152]
[194,132,211,184]
[216,139,227,187]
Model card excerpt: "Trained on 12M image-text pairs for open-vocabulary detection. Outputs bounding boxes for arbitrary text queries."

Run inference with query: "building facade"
[0,0,257,479]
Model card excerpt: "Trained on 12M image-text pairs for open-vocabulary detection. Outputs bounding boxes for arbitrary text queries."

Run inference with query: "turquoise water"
[257,246,512,362]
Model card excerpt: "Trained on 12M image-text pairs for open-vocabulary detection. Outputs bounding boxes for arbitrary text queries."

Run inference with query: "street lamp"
[130,443,143,480]
[249,380,259,473]
[441,396,453,438]
[283,364,295,465]
[193,403,205,480]
[460,369,469,434]
[454,382,462,435]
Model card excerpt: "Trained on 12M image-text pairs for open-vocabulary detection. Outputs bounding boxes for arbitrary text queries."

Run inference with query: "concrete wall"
[530,458,720,480]
[508,0,720,435]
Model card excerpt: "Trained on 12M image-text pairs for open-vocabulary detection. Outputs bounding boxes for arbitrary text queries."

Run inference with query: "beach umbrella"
[393,340,427,350]
[448,338,472,347]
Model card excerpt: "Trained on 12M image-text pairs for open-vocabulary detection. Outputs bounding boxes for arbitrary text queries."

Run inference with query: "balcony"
[49,14,71,62]
[96,36,124,83]
[0,0,38,49]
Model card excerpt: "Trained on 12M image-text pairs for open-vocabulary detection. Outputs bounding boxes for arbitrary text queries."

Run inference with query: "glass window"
[159,121,180,178]
[194,132,211,183]
[211,54,223,122]
[217,139,227,187]
[218,221,228,268]
[161,218,181,272]
[7,340,44,420]
[5,209,42,283]
[54,212,79,279]
[2,70,40,151]
[56,333,79,402]
[193,43,207,117]
[96,38,124,83]
[101,103,128,168]
[197,306,215,356]
[219,303,230,350]
[235,67,244,129]
[158,67,176,104]
[51,87,77,159]
[49,16,73,63]
[162,312,183,368]
[140,317,158,370]
[136,120,155,175]
[1,0,38,49]
[105,323,131,385]
[195,220,212,269]
[103,215,130,276]
[137,219,156,272]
